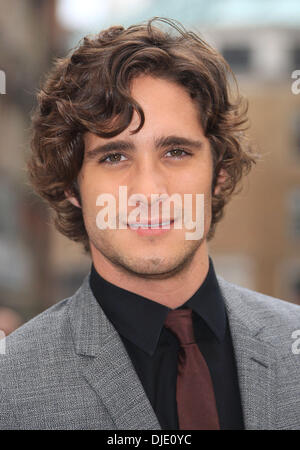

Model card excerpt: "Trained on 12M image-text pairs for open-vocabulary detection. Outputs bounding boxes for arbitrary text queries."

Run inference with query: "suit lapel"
[217,276,278,430]
[82,334,161,430]
[226,313,277,429]
[68,275,161,430]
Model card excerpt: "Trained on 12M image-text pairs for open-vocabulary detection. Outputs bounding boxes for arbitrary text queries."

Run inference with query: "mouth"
[127,219,174,229]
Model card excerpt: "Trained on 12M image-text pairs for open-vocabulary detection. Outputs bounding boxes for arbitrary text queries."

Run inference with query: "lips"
[128,219,174,228]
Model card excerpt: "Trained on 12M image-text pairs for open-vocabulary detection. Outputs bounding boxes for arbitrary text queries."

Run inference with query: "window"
[291,44,300,70]
[291,112,300,159]
[222,45,251,73]
[275,259,300,305]
[287,188,300,239]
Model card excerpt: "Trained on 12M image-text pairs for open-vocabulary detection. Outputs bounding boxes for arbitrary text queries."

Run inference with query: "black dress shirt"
[89,256,244,430]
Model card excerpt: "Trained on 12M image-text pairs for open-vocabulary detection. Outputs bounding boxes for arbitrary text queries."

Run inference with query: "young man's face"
[74,75,220,279]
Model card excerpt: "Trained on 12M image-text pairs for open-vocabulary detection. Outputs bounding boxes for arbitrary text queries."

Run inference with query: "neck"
[91,242,210,309]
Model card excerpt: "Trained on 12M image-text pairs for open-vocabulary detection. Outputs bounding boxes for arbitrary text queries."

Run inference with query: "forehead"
[130,75,199,120]
[131,74,191,100]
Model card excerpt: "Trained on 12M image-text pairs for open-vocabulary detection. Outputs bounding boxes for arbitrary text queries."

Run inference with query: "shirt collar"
[183,257,227,343]
[89,256,226,356]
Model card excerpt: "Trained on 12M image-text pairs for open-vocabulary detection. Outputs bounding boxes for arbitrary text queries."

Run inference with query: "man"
[0,17,299,430]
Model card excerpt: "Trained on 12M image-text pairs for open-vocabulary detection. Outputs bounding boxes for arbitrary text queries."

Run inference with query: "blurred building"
[0,0,90,321]
[206,25,300,304]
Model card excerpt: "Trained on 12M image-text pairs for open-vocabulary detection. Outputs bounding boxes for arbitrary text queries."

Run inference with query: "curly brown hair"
[28,17,258,254]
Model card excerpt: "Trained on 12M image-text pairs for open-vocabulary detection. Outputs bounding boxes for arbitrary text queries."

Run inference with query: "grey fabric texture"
[0,273,300,430]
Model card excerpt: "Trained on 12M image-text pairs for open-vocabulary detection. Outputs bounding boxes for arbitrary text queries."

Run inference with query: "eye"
[99,153,127,165]
[165,148,191,159]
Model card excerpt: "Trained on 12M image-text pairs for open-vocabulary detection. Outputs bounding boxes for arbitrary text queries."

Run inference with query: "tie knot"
[164,308,195,345]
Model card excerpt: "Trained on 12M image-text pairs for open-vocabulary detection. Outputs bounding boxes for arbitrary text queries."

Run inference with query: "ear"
[213,168,228,196]
[64,189,81,208]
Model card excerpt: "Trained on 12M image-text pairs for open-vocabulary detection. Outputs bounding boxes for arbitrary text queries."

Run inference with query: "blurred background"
[0,0,300,333]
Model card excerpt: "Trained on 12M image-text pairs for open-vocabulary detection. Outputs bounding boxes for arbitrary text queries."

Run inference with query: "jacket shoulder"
[1,295,73,359]
[217,275,300,320]
[0,295,76,429]
[217,275,300,349]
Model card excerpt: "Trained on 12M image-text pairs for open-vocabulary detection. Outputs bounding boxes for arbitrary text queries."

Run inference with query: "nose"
[127,157,169,214]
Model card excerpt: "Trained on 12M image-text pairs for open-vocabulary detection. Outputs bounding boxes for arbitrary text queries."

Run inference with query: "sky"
[57,0,300,32]
[57,0,151,31]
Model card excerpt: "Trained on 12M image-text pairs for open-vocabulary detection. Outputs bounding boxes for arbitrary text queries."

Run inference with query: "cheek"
[80,170,105,202]
[179,170,213,196]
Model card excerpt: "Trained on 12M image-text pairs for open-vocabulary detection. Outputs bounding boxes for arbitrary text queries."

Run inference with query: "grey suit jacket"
[0,273,300,430]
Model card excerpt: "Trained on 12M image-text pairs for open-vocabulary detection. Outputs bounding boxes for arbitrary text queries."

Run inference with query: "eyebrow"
[85,135,204,161]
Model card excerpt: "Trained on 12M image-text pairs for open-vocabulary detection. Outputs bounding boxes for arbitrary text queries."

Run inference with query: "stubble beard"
[89,227,205,280]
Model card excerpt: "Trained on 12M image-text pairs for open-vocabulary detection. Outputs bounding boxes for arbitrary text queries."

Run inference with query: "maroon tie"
[164,308,220,430]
